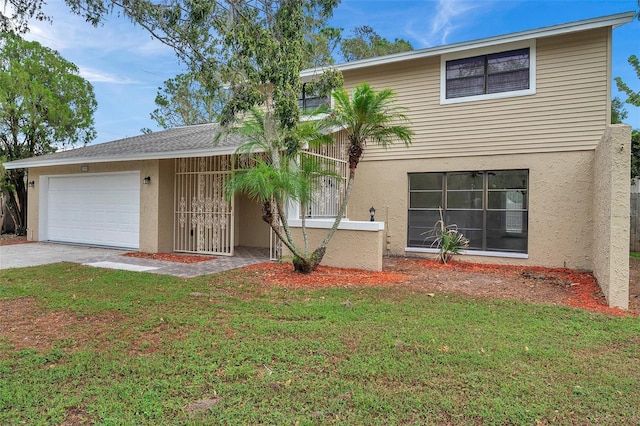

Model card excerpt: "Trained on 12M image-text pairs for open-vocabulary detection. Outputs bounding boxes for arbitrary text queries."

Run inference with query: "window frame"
[440,40,536,105]
[407,170,529,257]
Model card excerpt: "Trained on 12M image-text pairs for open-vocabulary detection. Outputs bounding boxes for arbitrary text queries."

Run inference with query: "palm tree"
[224,83,412,274]
[313,83,413,259]
[223,107,338,271]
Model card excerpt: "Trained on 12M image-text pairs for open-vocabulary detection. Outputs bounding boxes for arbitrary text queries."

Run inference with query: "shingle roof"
[3,123,245,169]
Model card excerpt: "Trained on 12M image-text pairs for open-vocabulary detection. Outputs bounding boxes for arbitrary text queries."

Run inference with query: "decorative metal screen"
[304,132,348,218]
[174,156,234,255]
[269,220,282,261]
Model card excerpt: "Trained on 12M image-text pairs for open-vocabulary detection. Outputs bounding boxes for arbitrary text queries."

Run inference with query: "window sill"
[440,88,535,105]
[405,247,528,259]
[288,218,384,231]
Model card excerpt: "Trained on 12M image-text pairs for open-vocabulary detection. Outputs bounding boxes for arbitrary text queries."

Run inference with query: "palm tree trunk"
[320,167,356,249]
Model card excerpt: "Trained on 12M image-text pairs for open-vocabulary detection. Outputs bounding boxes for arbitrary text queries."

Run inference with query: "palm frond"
[327,83,414,152]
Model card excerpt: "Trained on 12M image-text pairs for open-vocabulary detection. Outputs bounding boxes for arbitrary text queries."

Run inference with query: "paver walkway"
[0,242,270,278]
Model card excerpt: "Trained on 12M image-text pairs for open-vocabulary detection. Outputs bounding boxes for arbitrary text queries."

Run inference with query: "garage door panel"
[46,173,140,249]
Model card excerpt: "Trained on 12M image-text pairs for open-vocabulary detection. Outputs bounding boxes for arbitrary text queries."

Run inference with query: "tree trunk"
[6,170,27,235]
[292,246,326,273]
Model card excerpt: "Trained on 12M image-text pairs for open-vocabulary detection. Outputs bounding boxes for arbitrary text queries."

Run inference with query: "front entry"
[174,156,234,255]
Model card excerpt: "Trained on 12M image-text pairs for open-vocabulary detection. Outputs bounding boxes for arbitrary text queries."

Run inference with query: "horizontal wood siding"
[341,28,610,161]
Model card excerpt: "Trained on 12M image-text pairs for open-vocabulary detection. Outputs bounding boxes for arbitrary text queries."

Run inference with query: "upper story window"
[440,40,536,104]
[298,83,330,112]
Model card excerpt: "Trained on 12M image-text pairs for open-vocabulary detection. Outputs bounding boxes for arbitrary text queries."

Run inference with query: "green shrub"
[423,208,470,264]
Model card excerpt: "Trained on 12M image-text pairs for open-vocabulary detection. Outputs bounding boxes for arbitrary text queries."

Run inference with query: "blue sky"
[24,0,640,145]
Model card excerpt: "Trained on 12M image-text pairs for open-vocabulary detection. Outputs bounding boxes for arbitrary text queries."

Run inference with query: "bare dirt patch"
[185,397,222,413]
[0,297,121,351]
[0,298,194,355]
[0,298,124,353]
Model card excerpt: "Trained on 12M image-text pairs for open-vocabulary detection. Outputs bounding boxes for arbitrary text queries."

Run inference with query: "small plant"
[423,208,470,264]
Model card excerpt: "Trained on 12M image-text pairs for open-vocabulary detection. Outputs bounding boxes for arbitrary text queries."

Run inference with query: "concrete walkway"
[0,242,270,278]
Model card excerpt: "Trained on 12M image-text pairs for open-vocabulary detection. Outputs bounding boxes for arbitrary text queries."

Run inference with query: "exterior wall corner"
[593,124,631,309]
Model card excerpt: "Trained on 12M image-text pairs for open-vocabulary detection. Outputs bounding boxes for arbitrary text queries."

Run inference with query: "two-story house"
[3,12,634,308]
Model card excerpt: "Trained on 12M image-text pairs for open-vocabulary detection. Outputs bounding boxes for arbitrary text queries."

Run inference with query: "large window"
[408,170,528,254]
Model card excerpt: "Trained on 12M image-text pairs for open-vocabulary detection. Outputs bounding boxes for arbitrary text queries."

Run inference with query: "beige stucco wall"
[234,194,270,248]
[26,160,167,252]
[593,125,631,309]
[156,159,175,252]
[286,225,385,271]
[347,150,595,270]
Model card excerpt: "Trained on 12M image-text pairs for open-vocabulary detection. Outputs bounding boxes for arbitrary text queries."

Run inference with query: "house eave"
[300,11,635,79]
[2,146,241,170]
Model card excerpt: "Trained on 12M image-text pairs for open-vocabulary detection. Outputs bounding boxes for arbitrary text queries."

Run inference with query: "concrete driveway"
[0,242,128,269]
[0,242,270,278]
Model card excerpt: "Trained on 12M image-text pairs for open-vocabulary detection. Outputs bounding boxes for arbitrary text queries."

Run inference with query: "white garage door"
[46,172,140,249]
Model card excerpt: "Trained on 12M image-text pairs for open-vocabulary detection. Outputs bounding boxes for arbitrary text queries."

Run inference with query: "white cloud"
[78,66,137,84]
[405,0,480,47]
[23,19,69,51]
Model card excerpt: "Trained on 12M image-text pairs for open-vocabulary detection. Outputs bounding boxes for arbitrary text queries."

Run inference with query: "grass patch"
[630,252,640,258]
[1,264,639,425]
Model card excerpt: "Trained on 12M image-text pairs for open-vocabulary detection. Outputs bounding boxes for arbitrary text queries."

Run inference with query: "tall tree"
[615,55,640,108]
[340,25,413,62]
[614,54,640,180]
[611,97,628,125]
[0,33,97,234]
[0,0,49,33]
[151,71,229,129]
[90,0,341,130]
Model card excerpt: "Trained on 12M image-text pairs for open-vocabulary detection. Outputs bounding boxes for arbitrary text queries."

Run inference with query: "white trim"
[3,146,240,170]
[300,12,633,78]
[440,40,536,105]
[405,246,529,259]
[288,218,384,231]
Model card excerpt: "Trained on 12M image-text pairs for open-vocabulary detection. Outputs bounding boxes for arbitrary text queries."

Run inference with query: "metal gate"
[174,156,234,255]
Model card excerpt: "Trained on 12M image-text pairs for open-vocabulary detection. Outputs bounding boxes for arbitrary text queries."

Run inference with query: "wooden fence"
[632,193,640,252]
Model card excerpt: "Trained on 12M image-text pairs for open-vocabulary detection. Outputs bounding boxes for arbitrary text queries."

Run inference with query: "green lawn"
[630,252,640,258]
[1,263,639,425]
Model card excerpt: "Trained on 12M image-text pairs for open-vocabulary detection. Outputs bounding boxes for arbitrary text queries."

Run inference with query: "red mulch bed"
[0,235,33,246]
[123,252,215,264]
[246,258,638,318]
[405,259,636,317]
